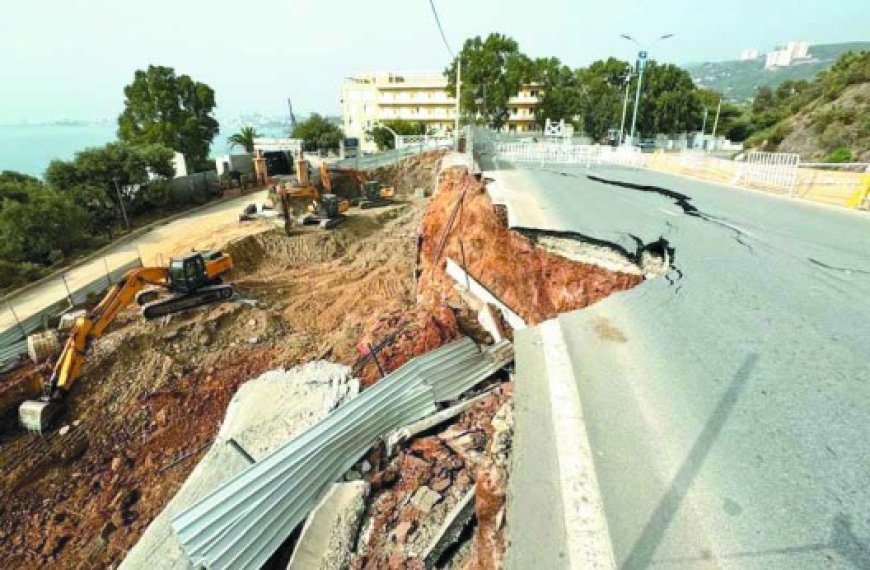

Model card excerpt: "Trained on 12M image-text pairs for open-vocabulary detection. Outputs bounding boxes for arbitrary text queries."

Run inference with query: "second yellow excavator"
[19,251,235,433]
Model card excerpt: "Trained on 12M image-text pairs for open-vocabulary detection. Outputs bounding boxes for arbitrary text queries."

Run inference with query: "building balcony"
[379,97,454,105]
[508,95,540,104]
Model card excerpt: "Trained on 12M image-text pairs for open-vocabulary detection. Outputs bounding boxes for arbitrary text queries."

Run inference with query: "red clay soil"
[0,330,283,569]
[354,305,460,387]
[417,167,643,325]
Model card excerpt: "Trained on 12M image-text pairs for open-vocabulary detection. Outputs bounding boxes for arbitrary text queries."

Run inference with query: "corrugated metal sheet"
[171,337,513,570]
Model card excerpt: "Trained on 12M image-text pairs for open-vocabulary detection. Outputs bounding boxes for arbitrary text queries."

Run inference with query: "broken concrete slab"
[120,361,357,570]
[421,488,476,567]
[287,481,368,570]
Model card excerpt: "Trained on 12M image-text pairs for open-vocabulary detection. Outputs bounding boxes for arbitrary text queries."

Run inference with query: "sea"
[0,122,286,178]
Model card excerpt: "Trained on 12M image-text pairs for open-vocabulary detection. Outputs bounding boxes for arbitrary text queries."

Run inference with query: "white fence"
[494,142,647,168]
[734,151,800,195]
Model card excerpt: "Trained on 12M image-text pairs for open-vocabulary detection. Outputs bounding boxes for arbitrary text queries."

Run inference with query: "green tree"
[227,125,260,153]
[46,142,175,236]
[292,114,343,153]
[634,61,703,136]
[531,57,585,128]
[0,170,42,204]
[697,89,744,137]
[575,58,633,140]
[0,186,90,265]
[117,65,220,169]
[367,120,427,150]
[445,33,533,129]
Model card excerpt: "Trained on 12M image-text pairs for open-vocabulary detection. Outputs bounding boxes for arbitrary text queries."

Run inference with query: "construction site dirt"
[0,152,643,569]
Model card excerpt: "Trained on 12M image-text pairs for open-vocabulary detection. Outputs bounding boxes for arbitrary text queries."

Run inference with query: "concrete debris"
[469,398,515,569]
[121,361,356,569]
[170,338,509,570]
[351,385,512,569]
[421,487,476,567]
[288,481,369,570]
[384,387,499,457]
[410,486,442,513]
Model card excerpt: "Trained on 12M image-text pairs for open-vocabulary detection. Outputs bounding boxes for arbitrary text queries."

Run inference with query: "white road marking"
[540,319,617,569]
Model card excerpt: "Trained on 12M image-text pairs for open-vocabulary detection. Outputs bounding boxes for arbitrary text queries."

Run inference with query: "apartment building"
[341,72,542,151]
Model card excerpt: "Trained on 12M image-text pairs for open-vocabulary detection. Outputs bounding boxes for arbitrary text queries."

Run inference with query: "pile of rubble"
[352,384,513,569]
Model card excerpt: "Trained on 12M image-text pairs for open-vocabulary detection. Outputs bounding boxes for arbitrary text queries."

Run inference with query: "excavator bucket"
[19,399,64,433]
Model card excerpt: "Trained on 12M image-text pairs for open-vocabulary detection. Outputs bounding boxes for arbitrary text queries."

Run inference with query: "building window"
[530,89,539,97]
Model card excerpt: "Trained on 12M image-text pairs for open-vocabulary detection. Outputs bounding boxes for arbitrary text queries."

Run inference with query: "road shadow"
[621,353,759,570]
[651,514,870,568]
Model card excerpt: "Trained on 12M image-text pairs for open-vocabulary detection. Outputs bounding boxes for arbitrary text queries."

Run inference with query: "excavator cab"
[168,253,211,293]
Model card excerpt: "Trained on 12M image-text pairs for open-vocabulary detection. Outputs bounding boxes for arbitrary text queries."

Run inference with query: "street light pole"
[629,58,645,145]
[711,99,722,138]
[621,33,674,146]
[454,57,462,149]
[619,71,632,145]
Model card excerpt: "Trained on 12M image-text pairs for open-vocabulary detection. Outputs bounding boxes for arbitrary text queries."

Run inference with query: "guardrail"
[0,255,142,370]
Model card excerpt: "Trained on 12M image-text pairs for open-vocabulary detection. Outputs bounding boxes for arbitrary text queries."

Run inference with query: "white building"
[741,49,760,61]
[341,72,542,152]
[764,41,811,69]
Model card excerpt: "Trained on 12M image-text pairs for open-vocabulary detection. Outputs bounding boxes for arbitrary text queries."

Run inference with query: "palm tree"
[227,125,260,153]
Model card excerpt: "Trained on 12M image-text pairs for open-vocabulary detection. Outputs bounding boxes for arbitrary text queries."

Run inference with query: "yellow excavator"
[19,251,235,433]
[277,157,350,229]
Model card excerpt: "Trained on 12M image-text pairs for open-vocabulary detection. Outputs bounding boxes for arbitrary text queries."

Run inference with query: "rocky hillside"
[777,82,870,162]
[745,51,870,162]
[684,42,870,102]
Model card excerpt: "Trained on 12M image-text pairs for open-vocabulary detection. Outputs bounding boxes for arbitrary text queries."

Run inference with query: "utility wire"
[427,0,454,58]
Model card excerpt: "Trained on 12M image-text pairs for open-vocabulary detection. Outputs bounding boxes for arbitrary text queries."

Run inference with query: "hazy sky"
[0,0,866,123]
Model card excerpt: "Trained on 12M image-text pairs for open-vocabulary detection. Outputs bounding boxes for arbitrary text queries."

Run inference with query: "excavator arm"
[19,266,168,432]
[50,266,168,394]
[18,254,233,432]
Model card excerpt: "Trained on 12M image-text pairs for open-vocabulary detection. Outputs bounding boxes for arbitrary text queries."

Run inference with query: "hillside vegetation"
[745,51,870,162]
[685,42,870,102]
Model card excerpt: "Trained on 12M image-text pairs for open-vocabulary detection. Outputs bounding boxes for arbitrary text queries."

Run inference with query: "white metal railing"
[733,151,800,195]
[494,142,649,169]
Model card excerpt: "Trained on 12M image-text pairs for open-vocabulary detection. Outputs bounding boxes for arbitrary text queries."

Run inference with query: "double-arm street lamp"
[620,33,674,145]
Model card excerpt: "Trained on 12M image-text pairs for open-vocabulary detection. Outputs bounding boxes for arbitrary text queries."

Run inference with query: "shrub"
[826,147,853,163]
[0,260,47,291]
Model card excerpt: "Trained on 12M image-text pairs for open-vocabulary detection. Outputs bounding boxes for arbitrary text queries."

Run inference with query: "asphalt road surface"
[497,163,870,569]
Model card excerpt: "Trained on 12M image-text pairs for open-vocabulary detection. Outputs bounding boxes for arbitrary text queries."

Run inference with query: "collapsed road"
[493,162,870,569]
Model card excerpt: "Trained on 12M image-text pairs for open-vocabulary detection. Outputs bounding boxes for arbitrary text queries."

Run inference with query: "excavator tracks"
[141,285,235,320]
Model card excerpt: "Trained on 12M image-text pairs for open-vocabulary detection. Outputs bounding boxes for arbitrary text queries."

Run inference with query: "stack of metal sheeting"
[171,337,513,570]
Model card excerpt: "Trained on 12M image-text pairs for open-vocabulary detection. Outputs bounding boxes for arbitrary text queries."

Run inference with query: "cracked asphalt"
[495,163,870,569]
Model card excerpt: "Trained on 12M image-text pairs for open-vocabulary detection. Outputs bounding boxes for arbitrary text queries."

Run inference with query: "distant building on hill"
[765,41,811,69]
[741,49,760,61]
